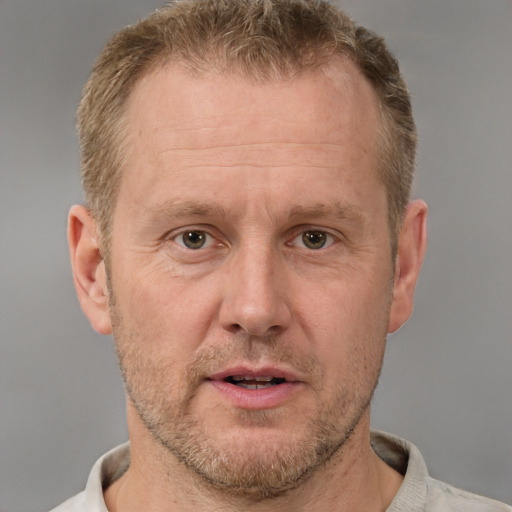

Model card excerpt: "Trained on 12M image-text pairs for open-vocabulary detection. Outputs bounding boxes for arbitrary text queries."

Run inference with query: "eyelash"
[169,226,339,251]
[173,230,216,250]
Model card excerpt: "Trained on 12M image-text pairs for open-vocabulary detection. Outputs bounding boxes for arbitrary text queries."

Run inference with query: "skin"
[69,58,427,512]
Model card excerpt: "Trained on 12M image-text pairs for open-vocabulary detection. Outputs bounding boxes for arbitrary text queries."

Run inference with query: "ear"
[68,205,112,335]
[388,200,428,333]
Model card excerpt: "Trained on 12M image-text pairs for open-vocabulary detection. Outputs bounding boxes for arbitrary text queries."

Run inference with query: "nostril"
[225,323,243,334]
[225,323,284,337]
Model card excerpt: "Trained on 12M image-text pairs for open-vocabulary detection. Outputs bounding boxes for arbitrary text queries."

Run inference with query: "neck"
[104,408,403,512]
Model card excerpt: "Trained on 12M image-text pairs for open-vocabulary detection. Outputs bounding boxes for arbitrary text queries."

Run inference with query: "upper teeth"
[231,375,274,382]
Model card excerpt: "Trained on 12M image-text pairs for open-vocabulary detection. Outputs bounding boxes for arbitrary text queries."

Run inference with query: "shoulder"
[425,477,512,512]
[370,430,511,512]
[47,443,129,512]
[48,491,91,512]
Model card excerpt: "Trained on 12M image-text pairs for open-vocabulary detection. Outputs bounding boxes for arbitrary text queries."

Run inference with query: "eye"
[174,230,213,250]
[293,230,335,250]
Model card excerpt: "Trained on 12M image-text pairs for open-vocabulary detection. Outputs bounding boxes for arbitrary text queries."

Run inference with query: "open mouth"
[224,375,287,389]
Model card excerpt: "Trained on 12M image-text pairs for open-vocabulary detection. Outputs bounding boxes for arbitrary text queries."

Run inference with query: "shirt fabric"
[50,430,511,511]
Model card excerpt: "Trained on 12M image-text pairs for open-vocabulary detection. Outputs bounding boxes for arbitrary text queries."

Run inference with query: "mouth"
[224,375,287,389]
[206,367,303,409]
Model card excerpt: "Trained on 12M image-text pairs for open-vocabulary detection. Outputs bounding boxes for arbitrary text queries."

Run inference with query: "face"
[107,61,395,495]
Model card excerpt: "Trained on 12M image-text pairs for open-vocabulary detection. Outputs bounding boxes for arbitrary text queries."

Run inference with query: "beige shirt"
[50,431,511,512]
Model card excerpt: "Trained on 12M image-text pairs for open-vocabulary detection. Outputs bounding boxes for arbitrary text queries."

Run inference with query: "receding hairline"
[121,53,382,146]
[114,55,388,199]
[77,0,416,261]
[95,55,397,262]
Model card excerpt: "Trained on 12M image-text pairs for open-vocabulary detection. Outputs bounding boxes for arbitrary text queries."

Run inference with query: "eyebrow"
[287,202,366,225]
[143,200,365,227]
[144,200,239,225]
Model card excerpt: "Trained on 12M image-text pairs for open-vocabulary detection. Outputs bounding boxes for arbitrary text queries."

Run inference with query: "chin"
[147,406,364,499]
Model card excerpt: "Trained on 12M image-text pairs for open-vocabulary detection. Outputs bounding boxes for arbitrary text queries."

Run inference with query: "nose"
[219,246,291,337]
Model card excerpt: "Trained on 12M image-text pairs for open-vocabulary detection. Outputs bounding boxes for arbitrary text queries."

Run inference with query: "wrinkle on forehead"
[151,143,361,172]
[123,58,381,155]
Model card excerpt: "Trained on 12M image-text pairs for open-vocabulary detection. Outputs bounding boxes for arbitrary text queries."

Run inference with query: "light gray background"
[1,1,511,511]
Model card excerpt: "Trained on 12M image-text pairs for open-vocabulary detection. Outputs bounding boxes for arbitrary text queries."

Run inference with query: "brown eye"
[301,231,328,249]
[179,230,209,249]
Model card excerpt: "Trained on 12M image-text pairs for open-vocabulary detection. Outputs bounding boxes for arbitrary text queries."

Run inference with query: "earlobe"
[68,205,112,335]
[388,200,428,333]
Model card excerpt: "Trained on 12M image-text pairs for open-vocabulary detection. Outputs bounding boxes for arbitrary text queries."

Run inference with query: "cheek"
[298,269,391,368]
[113,258,222,353]
[301,265,392,324]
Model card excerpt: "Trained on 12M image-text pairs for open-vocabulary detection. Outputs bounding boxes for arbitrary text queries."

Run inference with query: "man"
[52,0,511,510]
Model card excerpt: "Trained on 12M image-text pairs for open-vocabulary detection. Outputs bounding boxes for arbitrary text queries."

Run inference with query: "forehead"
[116,59,384,222]
[123,58,381,158]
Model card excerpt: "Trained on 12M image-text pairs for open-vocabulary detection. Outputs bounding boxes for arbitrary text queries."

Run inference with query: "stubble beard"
[154,386,377,499]
[110,304,385,500]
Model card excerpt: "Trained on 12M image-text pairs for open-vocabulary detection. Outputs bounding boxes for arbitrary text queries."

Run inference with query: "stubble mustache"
[184,332,324,391]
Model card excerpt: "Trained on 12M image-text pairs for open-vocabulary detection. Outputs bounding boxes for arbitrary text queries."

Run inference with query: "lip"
[209,366,302,383]
[206,365,304,410]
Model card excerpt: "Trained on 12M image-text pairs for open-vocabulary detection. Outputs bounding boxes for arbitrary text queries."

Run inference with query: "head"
[70,0,427,500]
[77,0,416,261]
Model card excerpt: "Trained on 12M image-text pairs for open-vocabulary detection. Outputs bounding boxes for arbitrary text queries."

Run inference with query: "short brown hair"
[77,0,416,257]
